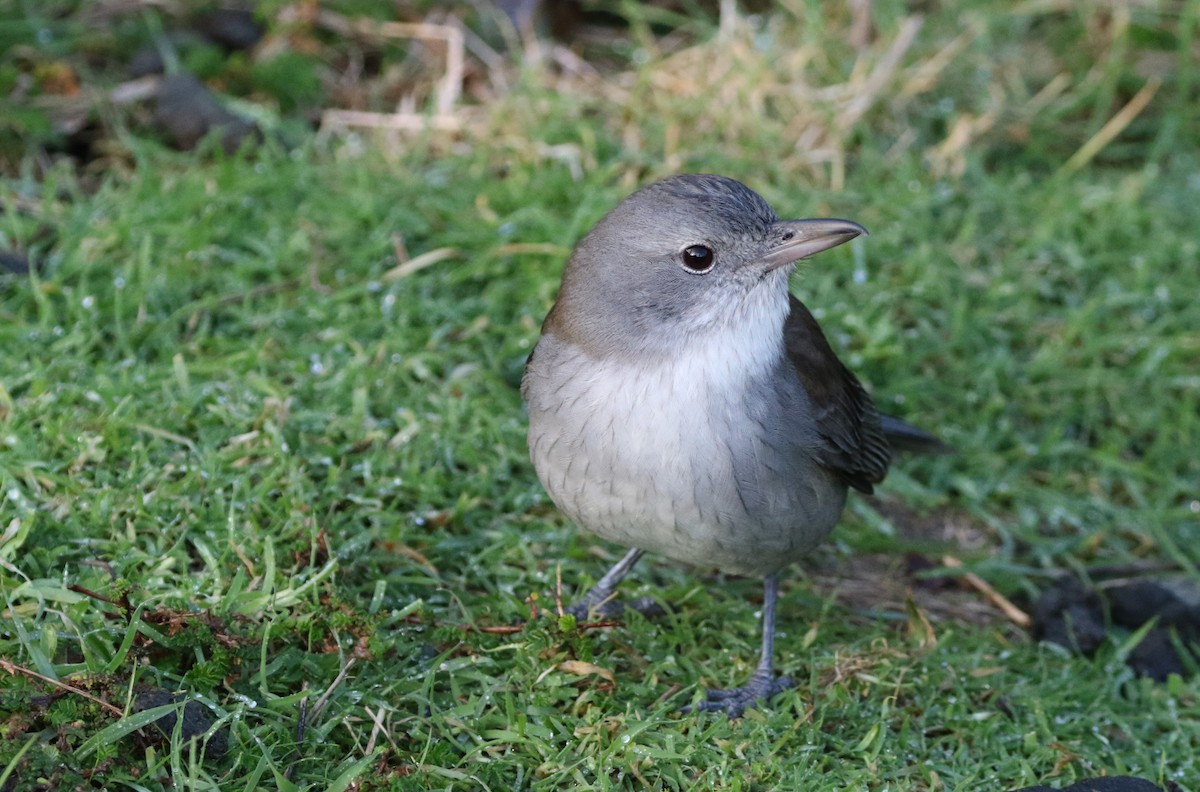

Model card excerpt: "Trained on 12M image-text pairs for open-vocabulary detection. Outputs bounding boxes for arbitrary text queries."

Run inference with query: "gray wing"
[782,295,890,494]
[783,295,952,492]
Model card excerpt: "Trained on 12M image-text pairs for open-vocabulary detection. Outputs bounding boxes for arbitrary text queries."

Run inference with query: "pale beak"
[759,219,868,271]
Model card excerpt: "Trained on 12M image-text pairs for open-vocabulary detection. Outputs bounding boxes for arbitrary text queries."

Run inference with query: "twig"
[302,10,464,116]
[652,683,682,708]
[0,660,124,717]
[296,682,309,744]
[362,706,400,754]
[302,8,466,140]
[110,75,161,105]
[1061,75,1161,174]
[836,15,924,131]
[473,624,525,635]
[554,565,565,617]
[898,19,978,98]
[319,109,463,134]
[307,656,357,724]
[382,247,459,281]
[942,556,1031,628]
[66,584,128,610]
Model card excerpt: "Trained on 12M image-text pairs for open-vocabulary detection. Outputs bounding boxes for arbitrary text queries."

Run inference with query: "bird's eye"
[680,245,715,274]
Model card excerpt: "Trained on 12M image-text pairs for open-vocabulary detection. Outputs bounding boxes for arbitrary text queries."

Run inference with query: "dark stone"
[133,689,229,759]
[1030,574,1200,683]
[199,9,264,51]
[127,32,204,78]
[154,72,257,153]
[1106,579,1200,681]
[0,250,30,275]
[1127,626,1200,682]
[1108,581,1185,628]
[1031,577,1106,655]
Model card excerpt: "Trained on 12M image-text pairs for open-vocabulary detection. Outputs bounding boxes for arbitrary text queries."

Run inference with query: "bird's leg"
[566,548,648,620]
[682,573,794,717]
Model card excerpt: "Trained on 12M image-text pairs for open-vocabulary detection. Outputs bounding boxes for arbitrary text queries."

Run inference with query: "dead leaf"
[558,660,615,684]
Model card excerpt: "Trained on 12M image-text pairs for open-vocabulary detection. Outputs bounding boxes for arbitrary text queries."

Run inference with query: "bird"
[521,173,949,716]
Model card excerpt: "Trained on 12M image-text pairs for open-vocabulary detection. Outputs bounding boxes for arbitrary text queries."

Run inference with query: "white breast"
[525,289,846,577]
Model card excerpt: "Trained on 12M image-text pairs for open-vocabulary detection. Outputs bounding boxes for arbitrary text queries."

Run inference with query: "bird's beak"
[759,219,868,271]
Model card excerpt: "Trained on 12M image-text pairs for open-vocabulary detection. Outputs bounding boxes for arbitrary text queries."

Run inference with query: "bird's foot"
[680,668,794,718]
[566,595,664,621]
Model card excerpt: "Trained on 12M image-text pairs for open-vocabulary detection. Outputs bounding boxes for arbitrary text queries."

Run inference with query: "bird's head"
[547,174,865,358]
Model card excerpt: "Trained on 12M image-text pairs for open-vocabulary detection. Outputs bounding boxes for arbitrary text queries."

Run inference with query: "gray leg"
[682,573,794,717]
[566,548,645,619]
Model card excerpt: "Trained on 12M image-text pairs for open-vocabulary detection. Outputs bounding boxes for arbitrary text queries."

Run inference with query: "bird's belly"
[527,365,845,577]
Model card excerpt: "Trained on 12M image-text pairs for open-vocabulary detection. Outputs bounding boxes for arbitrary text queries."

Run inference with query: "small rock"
[127,32,205,78]
[133,689,229,759]
[1031,574,1200,682]
[1031,577,1106,655]
[199,8,264,51]
[1127,626,1200,682]
[154,72,257,153]
[0,250,31,275]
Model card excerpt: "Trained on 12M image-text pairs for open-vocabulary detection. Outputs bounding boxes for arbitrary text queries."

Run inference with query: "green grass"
[2,1,1199,789]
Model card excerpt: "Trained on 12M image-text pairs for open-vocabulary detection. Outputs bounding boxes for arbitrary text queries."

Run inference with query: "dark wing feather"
[878,414,954,456]
[783,295,891,494]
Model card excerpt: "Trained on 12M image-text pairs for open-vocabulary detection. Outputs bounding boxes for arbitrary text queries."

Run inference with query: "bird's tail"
[881,414,954,456]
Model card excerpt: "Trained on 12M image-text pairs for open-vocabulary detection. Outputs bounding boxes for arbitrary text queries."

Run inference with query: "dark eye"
[680,245,715,273]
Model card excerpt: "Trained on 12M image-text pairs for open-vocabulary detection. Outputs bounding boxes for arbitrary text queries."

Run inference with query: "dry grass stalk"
[383,247,460,281]
[942,556,1032,628]
[299,7,465,137]
[312,4,967,181]
[0,659,125,718]
[309,2,1161,189]
[1061,75,1162,174]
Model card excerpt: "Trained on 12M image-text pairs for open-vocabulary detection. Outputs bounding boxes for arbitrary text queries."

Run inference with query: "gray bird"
[522,174,948,716]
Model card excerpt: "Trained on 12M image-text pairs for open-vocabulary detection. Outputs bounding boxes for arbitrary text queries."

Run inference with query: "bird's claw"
[679,672,794,718]
[566,595,664,621]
